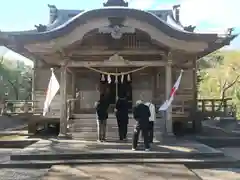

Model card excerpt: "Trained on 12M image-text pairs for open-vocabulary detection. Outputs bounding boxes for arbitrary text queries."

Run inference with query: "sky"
[0,0,239,65]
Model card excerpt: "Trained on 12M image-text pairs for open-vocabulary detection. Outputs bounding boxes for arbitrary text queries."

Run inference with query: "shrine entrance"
[99,73,132,111]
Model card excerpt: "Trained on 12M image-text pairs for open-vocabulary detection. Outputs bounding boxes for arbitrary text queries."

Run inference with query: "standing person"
[145,102,156,144]
[95,93,110,142]
[0,97,4,115]
[115,95,129,141]
[132,100,151,151]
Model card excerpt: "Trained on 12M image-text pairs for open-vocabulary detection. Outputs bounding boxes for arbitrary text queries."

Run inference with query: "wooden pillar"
[152,68,157,100]
[154,67,163,141]
[59,64,68,136]
[71,71,76,112]
[71,72,76,99]
[165,53,173,135]
[192,58,202,132]
[32,64,36,112]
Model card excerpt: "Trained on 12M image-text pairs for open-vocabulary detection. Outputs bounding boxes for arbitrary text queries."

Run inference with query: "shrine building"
[0,0,237,136]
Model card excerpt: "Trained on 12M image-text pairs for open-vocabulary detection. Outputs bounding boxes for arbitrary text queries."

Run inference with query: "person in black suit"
[95,93,110,142]
[115,95,129,141]
[132,100,151,151]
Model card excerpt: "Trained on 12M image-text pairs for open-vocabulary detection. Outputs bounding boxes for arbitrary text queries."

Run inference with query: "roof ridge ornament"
[103,0,128,7]
[173,4,180,23]
[48,4,58,24]
[227,28,234,35]
[35,24,47,32]
[184,25,196,32]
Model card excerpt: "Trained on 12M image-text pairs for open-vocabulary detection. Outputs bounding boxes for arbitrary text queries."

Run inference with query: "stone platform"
[10,138,224,159]
[1,138,237,169]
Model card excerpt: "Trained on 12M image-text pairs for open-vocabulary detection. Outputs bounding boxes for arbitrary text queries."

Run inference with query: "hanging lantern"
[101,74,105,81]
[127,74,131,82]
[107,74,111,84]
[121,74,124,83]
[115,75,118,83]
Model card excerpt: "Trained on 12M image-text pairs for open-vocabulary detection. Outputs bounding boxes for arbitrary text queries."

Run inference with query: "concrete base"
[10,138,224,161]
[2,157,240,169]
[58,133,72,139]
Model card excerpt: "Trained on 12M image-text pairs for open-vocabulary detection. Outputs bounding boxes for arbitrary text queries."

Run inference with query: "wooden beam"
[67,60,167,67]
[69,49,165,56]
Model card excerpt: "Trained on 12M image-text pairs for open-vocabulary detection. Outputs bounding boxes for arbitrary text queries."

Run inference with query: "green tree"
[0,56,32,100]
[198,50,240,117]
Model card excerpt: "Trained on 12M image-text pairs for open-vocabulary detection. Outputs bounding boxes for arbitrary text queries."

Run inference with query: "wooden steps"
[69,114,165,141]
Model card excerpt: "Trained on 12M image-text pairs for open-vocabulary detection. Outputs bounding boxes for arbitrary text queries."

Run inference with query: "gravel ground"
[0,169,49,180]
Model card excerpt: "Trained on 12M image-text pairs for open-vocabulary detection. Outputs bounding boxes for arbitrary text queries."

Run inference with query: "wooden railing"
[3,98,233,120]
[66,98,192,119]
[1,100,37,114]
[197,98,236,118]
[0,100,60,116]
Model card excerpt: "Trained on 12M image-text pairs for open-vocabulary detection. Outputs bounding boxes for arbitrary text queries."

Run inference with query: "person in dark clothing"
[132,100,151,151]
[95,94,110,142]
[115,96,129,141]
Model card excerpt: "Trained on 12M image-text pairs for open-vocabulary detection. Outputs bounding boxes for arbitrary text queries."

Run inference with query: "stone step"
[194,136,240,148]
[2,157,239,169]
[10,149,224,161]
[69,116,165,141]
[0,139,38,148]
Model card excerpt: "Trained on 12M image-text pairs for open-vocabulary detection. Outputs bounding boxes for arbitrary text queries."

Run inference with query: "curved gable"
[5,8,226,53]
[14,8,218,42]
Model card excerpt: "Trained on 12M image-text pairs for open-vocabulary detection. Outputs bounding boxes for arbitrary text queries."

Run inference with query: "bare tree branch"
[217,75,240,111]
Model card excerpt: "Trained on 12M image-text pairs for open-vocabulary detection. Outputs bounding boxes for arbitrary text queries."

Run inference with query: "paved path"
[189,148,240,180]
[42,164,200,180]
[192,168,240,180]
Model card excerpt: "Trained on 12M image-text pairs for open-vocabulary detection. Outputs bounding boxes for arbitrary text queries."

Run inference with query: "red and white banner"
[159,70,183,111]
[43,69,60,116]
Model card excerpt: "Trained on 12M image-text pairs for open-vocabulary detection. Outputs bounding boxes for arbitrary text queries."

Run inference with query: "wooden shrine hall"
[0,0,237,137]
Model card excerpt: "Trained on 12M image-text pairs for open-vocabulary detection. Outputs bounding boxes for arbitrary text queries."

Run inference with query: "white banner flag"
[43,69,60,116]
[159,70,183,111]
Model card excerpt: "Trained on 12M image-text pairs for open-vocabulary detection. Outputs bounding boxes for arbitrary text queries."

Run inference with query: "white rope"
[85,66,148,76]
